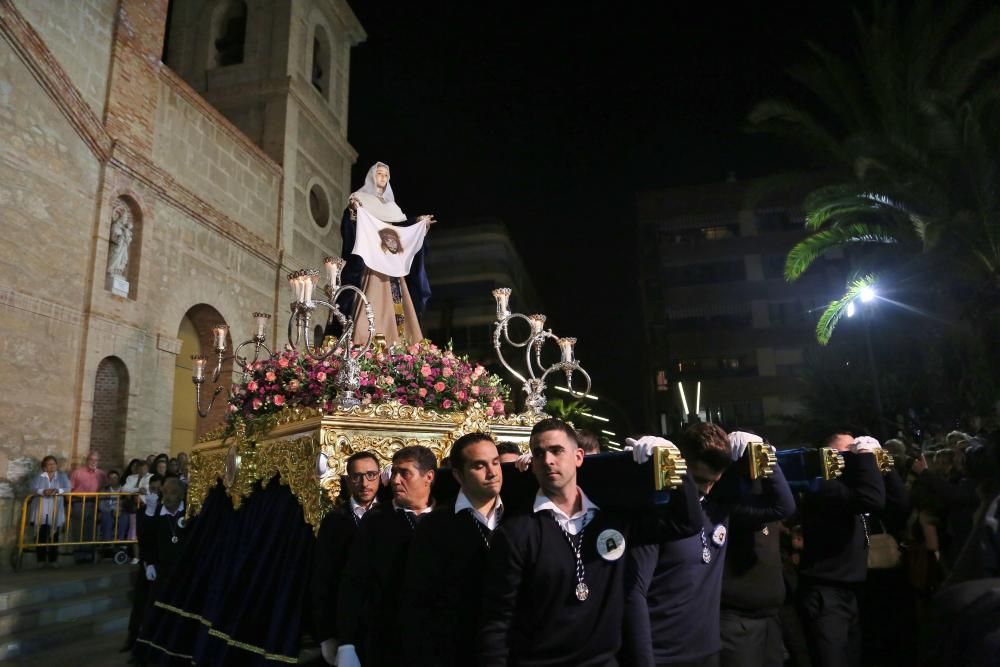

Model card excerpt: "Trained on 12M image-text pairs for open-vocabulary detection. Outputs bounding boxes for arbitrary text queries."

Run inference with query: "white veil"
[351,161,407,223]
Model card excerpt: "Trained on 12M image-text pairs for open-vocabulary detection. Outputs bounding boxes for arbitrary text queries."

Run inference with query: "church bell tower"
[162,0,365,270]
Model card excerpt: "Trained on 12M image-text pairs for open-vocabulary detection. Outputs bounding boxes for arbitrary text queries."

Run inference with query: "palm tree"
[749,0,1000,344]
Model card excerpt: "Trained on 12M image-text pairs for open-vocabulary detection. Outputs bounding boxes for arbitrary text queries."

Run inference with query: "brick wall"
[88,357,129,472]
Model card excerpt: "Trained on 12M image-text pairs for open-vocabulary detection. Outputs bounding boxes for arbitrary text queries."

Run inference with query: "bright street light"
[847,302,856,318]
[860,286,876,303]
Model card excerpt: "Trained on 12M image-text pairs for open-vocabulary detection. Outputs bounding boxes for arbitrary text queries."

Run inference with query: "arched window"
[89,357,130,472]
[175,304,234,442]
[311,25,331,97]
[213,0,247,67]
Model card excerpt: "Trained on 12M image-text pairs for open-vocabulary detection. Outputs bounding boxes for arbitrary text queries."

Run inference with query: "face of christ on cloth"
[378,228,403,254]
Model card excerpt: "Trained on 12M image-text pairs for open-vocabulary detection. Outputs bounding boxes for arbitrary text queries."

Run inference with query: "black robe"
[309,505,360,643]
[337,504,444,667]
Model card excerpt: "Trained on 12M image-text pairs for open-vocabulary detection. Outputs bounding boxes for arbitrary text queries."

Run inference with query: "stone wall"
[153,70,282,246]
[11,0,116,118]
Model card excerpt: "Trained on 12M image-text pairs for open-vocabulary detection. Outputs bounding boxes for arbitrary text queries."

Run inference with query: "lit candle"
[324,257,344,289]
[191,355,207,381]
[212,324,229,352]
[528,314,547,335]
[492,287,512,320]
[305,270,320,302]
[287,272,299,302]
[557,337,577,363]
[252,312,271,338]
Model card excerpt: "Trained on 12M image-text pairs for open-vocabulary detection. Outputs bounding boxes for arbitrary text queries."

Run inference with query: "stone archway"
[172,304,234,450]
[89,356,129,472]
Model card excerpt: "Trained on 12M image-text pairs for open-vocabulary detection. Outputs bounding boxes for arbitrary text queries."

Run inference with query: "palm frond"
[786,225,898,281]
[816,274,879,345]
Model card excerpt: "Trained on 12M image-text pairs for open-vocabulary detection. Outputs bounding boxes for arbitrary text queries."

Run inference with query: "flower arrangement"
[227,340,510,429]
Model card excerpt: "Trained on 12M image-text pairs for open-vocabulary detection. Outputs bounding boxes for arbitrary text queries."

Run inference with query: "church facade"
[0,0,364,554]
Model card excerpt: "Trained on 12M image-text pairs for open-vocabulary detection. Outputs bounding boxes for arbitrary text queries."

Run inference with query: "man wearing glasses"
[336,446,440,667]
[311,451,382,666]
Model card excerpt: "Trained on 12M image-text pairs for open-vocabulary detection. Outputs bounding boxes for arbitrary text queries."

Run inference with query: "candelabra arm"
[193,380,225,419]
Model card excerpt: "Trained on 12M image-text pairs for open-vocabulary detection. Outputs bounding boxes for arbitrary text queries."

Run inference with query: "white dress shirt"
[350,496,377,522]
[455,490,504,530]
[533,488,599,535]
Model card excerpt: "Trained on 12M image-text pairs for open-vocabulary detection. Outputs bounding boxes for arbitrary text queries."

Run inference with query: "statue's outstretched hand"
[349,196,361,210]
[417,214,437,230]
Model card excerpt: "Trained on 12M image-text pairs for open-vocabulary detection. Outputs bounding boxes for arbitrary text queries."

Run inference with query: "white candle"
[492,287,512,320]
[253,312,270,338]
[557,337,576,363]
[529,314,546,335]
[213,325,228,351]
[191,355,207,381]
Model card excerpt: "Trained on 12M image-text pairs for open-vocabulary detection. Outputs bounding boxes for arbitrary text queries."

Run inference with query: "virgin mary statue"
[332,162,434,346]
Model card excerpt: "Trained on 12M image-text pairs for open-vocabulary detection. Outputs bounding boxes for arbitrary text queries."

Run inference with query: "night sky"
[344,1,856,430]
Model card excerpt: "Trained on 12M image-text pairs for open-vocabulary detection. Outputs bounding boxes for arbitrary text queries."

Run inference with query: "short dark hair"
[148,474,164,486]
[40,455,57,467]
[496,441,521,457]
[824,430,854,447]
[392,445,437,473]
[346,451,380,474]
[529,418,578,450]
[108,469,121,479]
[449,432,496,470]
[676,422,731,473]
[576,429,601,454]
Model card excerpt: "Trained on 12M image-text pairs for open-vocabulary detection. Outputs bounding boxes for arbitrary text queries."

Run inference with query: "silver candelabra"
[191,256,376,416]
[492,287,591,416]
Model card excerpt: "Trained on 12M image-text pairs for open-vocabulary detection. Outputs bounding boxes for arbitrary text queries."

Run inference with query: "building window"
[655,370,669,392]
[761,255,787,280]
[661,259,746,286]
[213,1,247,67]
[311,26,331,97]
[756,210,803,233]
[660,224,739,247]
[309,184,330,228]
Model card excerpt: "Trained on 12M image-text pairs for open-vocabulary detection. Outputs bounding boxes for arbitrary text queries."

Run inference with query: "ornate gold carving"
[873,448,895,474]
[653,443,687,490]
[188,403,539,533]
[747,441,778,480]
[821,447,846,480]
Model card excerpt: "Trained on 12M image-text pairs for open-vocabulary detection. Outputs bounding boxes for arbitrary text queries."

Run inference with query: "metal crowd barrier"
[15,491,141,570]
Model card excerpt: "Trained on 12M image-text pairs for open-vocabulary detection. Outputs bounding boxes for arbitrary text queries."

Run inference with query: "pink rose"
[316,371,327,382]
[434,381,446,392]
[455,390,466,401]
[278,357,290,368]
[441,399,452,409]
[228,404,237,413]
[418,388,428,397]
[442,366,453,378]
[252,398,263,410]
[265,371,277,382]
[420,365,432,377]
[247,380,258,392]
[471,386,480,397]
[486,407,494,417]
[382,376,394,385]
[273,395,285,406]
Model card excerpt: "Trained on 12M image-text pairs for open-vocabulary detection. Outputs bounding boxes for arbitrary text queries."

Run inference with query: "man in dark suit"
[401,433,504,666]
[336,445,440,667]
[311,451,381,666]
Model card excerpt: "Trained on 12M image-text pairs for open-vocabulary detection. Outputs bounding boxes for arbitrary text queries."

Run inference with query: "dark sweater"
[144,508,188,584]
[479,479,701,667]
[798,452,886,584]
[310,505,359,642]
[401,505,497,667]
[720,463,797,615]
[337,504,442,667]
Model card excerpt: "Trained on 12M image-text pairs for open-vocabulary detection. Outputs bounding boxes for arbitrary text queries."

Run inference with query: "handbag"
[867,519,902,569]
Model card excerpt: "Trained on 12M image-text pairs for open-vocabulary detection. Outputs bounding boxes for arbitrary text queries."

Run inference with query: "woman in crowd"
[29,455,70,567]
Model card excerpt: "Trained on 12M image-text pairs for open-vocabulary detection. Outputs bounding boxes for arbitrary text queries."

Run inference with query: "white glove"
[727,431,759,462]
[380,463,392,487]
[320,638,338,665]
[336,644,362,667]
[145,564,157,581]
[624,436,672,465]
[514,451,533,472]
[852,436,881,454]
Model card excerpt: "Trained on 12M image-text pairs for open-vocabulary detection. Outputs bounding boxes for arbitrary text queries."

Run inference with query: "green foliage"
[750,0,1000,343]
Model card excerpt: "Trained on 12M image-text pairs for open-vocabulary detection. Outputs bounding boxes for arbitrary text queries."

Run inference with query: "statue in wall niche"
[107,202,133,278]
[328,162,436,346]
